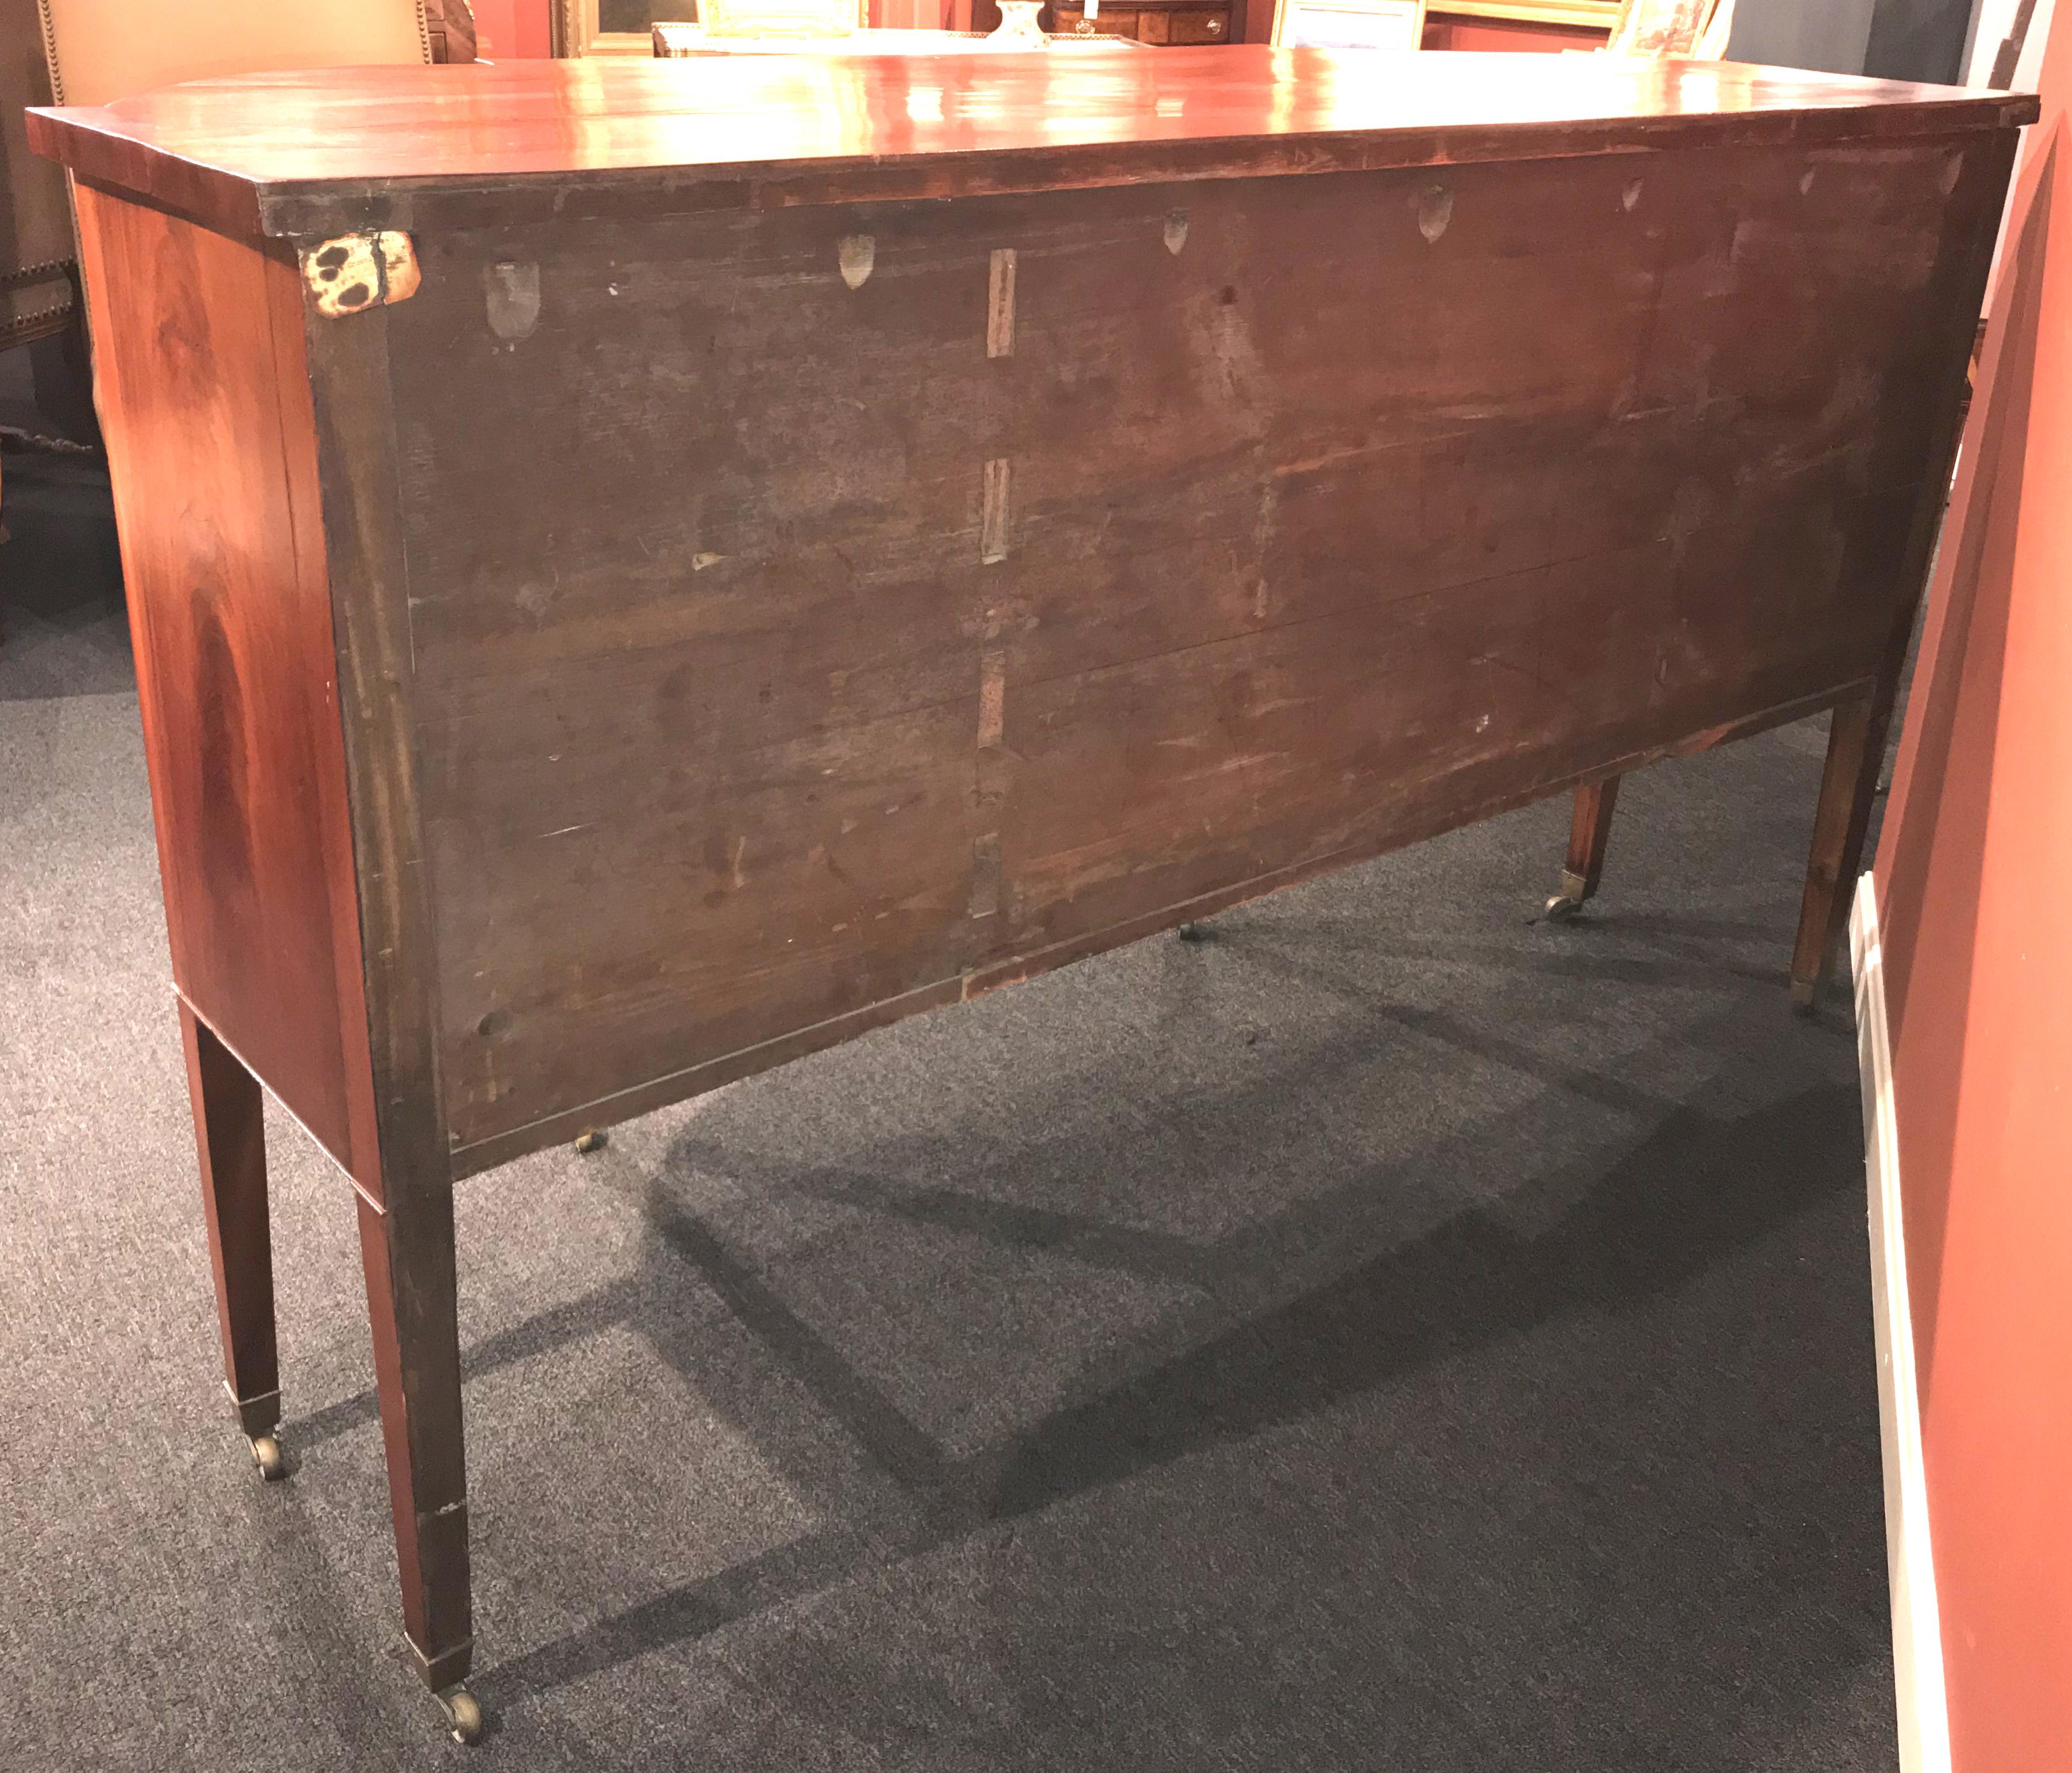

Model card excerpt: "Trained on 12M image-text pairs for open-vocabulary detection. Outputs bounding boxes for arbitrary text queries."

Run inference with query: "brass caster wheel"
[1543,893,1585,923]
[1789,977,1819,1014]
[1176,922,1210,943]
[439,1687,484,1746]
[574,1128,607,1155]
[248,1434,287,1482]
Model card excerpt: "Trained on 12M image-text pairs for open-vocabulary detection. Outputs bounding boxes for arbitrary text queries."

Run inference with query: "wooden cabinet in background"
[1048,0,1238,42]
[1047,0,1609,50]
[424,0,480,59]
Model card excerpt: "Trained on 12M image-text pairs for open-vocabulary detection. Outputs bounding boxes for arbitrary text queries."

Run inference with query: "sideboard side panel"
[72,183,377,1178]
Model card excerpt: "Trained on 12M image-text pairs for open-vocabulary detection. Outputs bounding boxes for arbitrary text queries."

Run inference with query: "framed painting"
[1272,0,1423,47]
[560,0,865,50]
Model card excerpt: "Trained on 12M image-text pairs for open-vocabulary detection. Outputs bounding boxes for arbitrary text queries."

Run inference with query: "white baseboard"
[1852,873,1951,1773]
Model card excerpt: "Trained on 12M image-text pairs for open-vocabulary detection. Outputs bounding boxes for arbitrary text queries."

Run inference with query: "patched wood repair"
[302,230,421,318]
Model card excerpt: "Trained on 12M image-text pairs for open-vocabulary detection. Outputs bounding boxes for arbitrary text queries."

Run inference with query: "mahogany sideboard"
[29,48,2034,1740]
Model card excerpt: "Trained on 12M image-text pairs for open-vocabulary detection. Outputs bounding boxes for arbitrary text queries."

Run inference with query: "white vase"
[986,1,1049,47]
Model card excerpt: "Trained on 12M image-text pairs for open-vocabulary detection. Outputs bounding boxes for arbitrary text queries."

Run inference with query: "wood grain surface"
[180,1001,280,1434]
[75,183,475,1677]
[368,130,2015,1159]
[71,184,379,1180]
[29,50,2038,240]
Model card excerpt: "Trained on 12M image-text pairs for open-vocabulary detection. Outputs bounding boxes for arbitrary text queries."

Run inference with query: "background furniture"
[654,20,1145,47]
[31,45,2029,1742]
[11,0,440,621]
[1051,0,1238,41]
[6,0,451,580]
[1272,0,1422,47]
[426,0,481,59]
[1602,0,1732,55]
[694,0,865,31]
[36,0,434,106]
[602,0,1252,45]
[2,0,76,361]
[561,0,859,52]
[1,0,86,560]
[1420,1,1616,50]
[1419,0,1727,54]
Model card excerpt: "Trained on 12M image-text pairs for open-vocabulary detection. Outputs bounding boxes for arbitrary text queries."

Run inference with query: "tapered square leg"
[1546,777,1623,920]
[178,1003,282,1469]
[1791,692,1889,1005]
[357,1186,474,1696]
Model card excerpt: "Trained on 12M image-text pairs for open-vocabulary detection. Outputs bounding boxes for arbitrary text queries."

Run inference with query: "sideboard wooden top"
[30,48,2037,241]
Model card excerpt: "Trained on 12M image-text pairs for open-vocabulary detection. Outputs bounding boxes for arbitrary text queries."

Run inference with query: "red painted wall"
[470,0,554,56]
[1872,8,2072,1765]
[877,0,969,26]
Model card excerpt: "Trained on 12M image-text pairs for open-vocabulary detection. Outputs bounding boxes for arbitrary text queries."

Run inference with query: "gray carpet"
[1,446,1896,1770]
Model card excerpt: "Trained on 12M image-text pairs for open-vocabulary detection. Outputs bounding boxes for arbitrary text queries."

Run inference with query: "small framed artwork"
[1271,0,1425,48]
[1603,0,1734,56]
[557,0,663,55]
[564,0,865,54]
[1427,2,1619,27]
